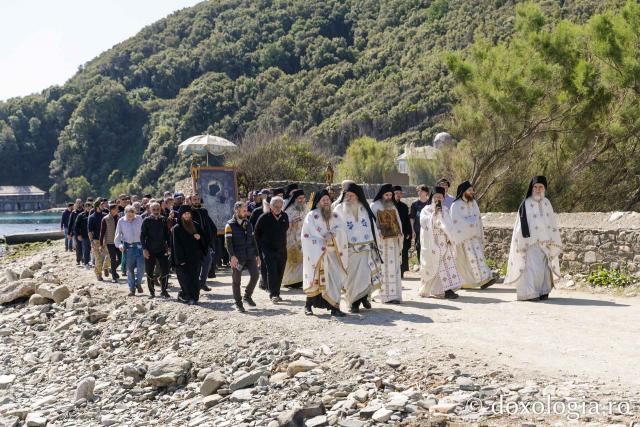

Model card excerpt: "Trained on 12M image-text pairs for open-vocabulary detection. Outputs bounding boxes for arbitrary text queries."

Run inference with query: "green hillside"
[0,0,626,205]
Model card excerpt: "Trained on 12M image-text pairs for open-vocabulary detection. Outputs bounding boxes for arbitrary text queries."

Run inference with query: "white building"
[396,143,440,174]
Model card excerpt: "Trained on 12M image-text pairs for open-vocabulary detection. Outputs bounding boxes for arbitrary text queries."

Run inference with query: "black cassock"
[172,221,206,301]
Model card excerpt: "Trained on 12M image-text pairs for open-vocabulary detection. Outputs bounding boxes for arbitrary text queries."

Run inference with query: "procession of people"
[62,175,562,315]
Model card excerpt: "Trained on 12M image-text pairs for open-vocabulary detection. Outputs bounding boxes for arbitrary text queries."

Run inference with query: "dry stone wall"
[481,212,640,276]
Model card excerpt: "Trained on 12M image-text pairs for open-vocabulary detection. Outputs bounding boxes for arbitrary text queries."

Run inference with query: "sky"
[0,0,202,101]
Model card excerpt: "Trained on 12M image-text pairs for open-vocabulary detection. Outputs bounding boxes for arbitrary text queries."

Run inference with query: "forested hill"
[0,0,623,201]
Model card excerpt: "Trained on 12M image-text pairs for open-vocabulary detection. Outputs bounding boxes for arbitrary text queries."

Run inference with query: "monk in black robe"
[172,205,206,305]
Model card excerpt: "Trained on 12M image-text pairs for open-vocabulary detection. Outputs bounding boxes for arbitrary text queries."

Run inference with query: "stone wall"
[481,212,640,276]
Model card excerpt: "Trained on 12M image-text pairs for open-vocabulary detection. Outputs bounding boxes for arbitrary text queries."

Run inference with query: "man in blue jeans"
[114,205,145,296]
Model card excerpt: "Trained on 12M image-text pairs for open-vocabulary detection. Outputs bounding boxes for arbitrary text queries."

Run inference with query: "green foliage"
[586,267,636,288]
[228,133,327,193]
[64,176,93,200]
[407,158,438,186]
[444,1,639,211]
[0,0,629,202]
[337,137,396,183]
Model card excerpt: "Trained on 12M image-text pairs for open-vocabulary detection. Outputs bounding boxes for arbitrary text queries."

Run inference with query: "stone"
[122,364,147,382]
[0,279,37,304]
[305,415,328,427]
[301,402,326,418]
[4,270,18,282]
[584,251,597,264]
[0,415,19,427]
[145,357,191,387]
[385,392,408,411]
[202,394,223,409]
[360,402,382,418]
[429,403,458,414]
[24,413,47,427]
[456,376,477,391]
[371,408,393,423]
[200,372,226,396]
[19,269,34,280]
[28,294,50,306]
[28,261,43,271]
[276,409,304,427]
[0,375,16,390]
[337,420,364,427]
[230,388,253,402]
[385,359,401,369]
[417,398,438,410]
[74,377,95,401]
[100,415,119,426]
[54,317,77,332]
[85,308,109,324]
[353,389,368,403]
[270,372,289,383]
[36,284,70,304]
[230,369,268,391]
[287,359,318,377]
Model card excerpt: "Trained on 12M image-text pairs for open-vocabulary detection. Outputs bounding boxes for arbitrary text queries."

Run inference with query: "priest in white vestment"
[302,190,348,317]
[333,183,382,313]
[370,183,404,304]
[419,186,461,299]
[505,176,562,301]
[450,181,495,289]
[282,189,308,288]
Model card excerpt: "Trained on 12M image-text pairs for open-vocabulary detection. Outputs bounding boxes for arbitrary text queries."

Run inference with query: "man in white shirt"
[114,206,145,296]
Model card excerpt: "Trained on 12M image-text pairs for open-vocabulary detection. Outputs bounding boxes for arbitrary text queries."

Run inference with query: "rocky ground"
[0,244,638,427]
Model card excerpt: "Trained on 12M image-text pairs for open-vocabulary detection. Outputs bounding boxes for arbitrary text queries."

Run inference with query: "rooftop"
[0,186,46,196]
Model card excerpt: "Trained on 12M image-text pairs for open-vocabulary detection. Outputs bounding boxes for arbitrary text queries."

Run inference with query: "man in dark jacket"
[393,186,412,278]
[61,203,74,251]
[67,199,83,264]
[224,201,261,313]
[141,202,171,298]
[254,196,289,304]
[190,194,217,292]
[74,201,92,266]
[172,205,206,305]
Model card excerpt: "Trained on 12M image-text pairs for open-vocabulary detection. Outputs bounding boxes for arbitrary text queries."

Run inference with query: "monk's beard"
[321,205,332,221]
[294,202,306,213]
[383,200,395,209]
[182,218,196,235]
[345,200,359,220]
[533,191,545,202]
[464,193,474,201]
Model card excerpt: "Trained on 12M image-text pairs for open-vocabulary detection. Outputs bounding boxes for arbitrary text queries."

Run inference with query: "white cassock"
[450,197,493,288]
[419,204,462,297]
[333,202,382,304]
[370,200,403,303]
[282,204,309,287]
[504,197,562,300]
[301,209,348,309]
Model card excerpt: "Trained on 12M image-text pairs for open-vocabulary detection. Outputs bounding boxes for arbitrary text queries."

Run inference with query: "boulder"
[28,294,51,306]
[0,415,19,427]
[145,357,191,387]
[36,284,70,304]
[200,372,226,396]
[0,374,16,390]
[202,394,223,409]
[24,412,47,427]
[0,280,37,304]
[372,408,393,423]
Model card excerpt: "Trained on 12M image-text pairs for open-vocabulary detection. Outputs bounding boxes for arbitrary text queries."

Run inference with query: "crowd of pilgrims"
[60,175,562,315]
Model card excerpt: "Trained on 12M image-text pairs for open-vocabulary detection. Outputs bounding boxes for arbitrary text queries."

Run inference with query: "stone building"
[0,186,51,212]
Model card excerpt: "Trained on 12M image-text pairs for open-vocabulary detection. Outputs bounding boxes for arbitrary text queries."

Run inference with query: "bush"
[336,137,397,184]
[586,268,636,288]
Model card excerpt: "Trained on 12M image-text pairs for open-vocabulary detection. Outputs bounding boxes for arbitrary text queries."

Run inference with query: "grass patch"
[0,241,53,265]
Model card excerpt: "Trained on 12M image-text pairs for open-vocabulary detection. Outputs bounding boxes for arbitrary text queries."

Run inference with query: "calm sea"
[0,212,60,235]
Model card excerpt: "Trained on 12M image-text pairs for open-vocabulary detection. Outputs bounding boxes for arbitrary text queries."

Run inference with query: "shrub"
[586,268,636,288]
